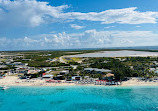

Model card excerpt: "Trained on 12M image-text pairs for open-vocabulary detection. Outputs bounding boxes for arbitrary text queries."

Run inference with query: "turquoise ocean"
[0,86,158,111]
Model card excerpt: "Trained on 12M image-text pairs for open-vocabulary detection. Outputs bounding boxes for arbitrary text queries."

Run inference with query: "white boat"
[1,86,9,90]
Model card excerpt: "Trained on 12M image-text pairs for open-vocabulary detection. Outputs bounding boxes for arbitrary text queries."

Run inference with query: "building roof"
[105,73,115,77]
[84,68,94,71]
[94,69,112,72]
[43,74,53,78]
[72,76,81,79]
[60,70,69,73]
[84,68,112,72]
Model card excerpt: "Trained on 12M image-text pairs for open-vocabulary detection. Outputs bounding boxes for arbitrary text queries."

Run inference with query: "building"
[84,68,112,74]
[24,73,40,79]
[53,75,65,80]
[59,70,69,75]
[72,76,81,81]
[42,74,53,79]
[102,73,115,80]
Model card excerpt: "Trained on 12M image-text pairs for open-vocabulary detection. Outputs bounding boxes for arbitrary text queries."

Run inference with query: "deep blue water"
[0,86,158,111]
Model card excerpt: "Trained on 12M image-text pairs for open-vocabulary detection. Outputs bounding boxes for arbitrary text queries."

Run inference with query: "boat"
[0,86,9,90]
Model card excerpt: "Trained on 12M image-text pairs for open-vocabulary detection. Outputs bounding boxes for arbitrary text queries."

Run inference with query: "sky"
[1,0,158,50]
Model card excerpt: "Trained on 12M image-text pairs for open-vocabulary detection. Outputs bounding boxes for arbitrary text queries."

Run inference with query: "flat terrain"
[70,50,158,57]
[1,76,158,87]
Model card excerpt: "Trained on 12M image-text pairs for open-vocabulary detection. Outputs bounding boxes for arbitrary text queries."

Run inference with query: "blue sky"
[1,0,158,50]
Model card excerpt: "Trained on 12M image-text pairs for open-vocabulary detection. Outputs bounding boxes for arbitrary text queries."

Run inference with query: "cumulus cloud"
[1,30,158,50]
[0,0,69,27]
[70,24,85,29]
[1,0,158,28]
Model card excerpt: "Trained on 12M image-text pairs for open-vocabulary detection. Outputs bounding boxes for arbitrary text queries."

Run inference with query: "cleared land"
[70,50,158,57]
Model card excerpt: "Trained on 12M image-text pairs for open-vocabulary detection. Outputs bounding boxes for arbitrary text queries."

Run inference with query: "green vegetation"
[81,57,158,80]
[2,49,158,80]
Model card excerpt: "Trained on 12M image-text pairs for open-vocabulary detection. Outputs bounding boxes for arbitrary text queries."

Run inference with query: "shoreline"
[1,76,158,87]
[2,85,158,89]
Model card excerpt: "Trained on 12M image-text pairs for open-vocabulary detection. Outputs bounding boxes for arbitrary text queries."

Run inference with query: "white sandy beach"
[0,76,96,86]
[121,78,158,86]
[0,76,77,86]
[1,76,158,87]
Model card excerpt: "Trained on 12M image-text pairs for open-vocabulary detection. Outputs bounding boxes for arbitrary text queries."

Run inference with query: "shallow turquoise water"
[0,86,158,111]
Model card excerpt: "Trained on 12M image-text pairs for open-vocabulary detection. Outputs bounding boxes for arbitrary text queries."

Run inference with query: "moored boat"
[0,86,9,90]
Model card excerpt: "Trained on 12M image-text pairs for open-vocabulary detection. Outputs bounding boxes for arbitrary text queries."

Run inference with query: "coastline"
[1,76,158,87]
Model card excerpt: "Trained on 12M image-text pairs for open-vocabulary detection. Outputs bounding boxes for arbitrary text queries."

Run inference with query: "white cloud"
[1,30,158,50]
[0,0,69,27]
[104,26,115,29]
[136,26,141,27]
[1,0,158,28]
[61,7,158,24]
[70,24,85,29]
